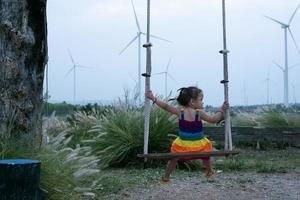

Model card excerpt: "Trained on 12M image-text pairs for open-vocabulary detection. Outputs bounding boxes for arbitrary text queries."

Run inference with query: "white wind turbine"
[291,82,297,104]
[152,58,177,98]
[265,3,300,107]
[263,70,271,105]
[120,0,171,104]
[273,61,300,104]
[65,49,90,104]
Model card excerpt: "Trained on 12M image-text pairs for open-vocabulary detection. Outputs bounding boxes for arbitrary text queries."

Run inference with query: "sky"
[46,0,300,106]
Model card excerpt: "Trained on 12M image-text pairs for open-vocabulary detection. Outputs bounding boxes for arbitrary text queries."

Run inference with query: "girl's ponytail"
[175,86,203,106]
[177,87,191,106]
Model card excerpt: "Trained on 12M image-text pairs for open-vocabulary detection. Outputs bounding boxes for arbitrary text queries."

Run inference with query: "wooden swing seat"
[137,150,239,159]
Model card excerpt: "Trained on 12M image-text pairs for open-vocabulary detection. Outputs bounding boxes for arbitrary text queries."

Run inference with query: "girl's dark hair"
[176,86,202,106]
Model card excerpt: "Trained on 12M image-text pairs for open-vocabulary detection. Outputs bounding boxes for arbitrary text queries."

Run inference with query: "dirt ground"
[116,171,300,200]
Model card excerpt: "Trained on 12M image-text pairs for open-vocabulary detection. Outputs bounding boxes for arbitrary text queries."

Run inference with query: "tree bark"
[0,0,47,144]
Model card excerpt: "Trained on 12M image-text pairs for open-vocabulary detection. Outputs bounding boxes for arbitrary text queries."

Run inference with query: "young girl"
[146,86,229,182]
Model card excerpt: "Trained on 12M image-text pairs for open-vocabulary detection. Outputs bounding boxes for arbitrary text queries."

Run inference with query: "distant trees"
[0,0,47,144]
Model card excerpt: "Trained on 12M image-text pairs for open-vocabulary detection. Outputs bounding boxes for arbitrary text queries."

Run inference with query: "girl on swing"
[146,86,229,182]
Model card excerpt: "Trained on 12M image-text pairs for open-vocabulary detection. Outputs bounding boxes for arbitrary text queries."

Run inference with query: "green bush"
[231,112,258,127]
[65,110,101,147]
[257,110,289,127]
[88,106,177,168]
[42,101,77,116]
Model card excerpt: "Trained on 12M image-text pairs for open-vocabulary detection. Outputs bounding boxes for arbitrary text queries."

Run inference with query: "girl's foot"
[160,176,170,183]
[205,170,215,178]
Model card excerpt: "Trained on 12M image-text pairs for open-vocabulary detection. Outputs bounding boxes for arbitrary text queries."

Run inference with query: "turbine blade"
[141,32,172,43]
[152,72,165,75]
[264,15,287,27]
[67,49,76,65]
[150,34,172,43]
[166,57,172,72]
[288,28,300,57]
[76,65,92,69]
[289,62,300,70]
[272,61,284,71]
[167,73,177,83]
[288,3,300,25]
[65,67,74,77]
[130,74,138,84]
[119,35,139,55]
[131,0,141,32]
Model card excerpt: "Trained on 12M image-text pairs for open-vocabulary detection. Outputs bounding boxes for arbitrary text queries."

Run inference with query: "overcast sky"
[46,0,300,106]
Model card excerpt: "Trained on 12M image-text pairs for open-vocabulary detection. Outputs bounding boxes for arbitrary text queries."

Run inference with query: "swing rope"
[220,0,232,150]
[143,0,152,162]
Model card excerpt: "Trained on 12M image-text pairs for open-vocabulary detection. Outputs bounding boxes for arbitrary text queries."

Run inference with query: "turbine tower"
[265,3,300,106]
[263,70,271,105]
[65,49,90,104]
[152,58,176,98]
[120,0,171,104]
[291,82,297,104]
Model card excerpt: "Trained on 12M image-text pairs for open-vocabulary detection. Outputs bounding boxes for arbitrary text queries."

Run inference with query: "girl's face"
[190,94,204,109]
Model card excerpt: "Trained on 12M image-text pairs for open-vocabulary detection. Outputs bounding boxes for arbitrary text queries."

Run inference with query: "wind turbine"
[152,58,177,98]
[265,3,300,106]
[263,70,271,105]
[273,61,300,104]
[120,0,171,104]
[65,49,90,104]
[291,82,297,104]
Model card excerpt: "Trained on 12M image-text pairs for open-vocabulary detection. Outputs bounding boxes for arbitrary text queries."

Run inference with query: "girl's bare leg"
[162,158,178,181]
[202,158,214,176]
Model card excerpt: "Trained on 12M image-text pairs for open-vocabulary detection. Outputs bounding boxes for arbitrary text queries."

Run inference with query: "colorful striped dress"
[171,108,212,161]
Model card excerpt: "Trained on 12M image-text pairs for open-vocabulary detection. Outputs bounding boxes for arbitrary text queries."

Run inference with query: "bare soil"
[117,171,300,200]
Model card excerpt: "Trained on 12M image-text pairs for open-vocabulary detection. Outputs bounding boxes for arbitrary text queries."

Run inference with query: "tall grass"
[231,111,259,127]
[0,104,23,158]
[88,106,177,168]
[256,110,289,127]
[231,108,300,127]
[64,110,101,147]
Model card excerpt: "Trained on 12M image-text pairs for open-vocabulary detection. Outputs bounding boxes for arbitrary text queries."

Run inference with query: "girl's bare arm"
[200,101,229,124]
[146,90,179,115]
[200,110,223,123]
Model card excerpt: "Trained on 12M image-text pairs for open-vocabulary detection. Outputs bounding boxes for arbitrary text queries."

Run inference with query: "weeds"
[214,157,246,171]
[255,161,286,173]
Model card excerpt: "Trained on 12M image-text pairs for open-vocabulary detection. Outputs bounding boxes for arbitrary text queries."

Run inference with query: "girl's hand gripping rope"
[146,90,157,103]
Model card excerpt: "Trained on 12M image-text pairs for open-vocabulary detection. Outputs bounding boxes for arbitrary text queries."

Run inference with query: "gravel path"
[117,171,300,200]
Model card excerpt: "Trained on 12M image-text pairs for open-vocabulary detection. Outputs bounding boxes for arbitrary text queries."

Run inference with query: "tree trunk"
[0,0,47,144]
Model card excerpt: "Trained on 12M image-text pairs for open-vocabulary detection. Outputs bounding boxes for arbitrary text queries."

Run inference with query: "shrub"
[231,111,259,127]
[257,110,289,127]
[64,110,102,148]
[88,107,177,168]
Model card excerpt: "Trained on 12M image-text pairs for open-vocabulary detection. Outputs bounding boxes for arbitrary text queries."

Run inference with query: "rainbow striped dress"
[171,108,212,161]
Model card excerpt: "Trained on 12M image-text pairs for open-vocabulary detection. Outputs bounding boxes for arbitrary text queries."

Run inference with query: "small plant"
[216,157,245,171]
[255,161,286,173]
